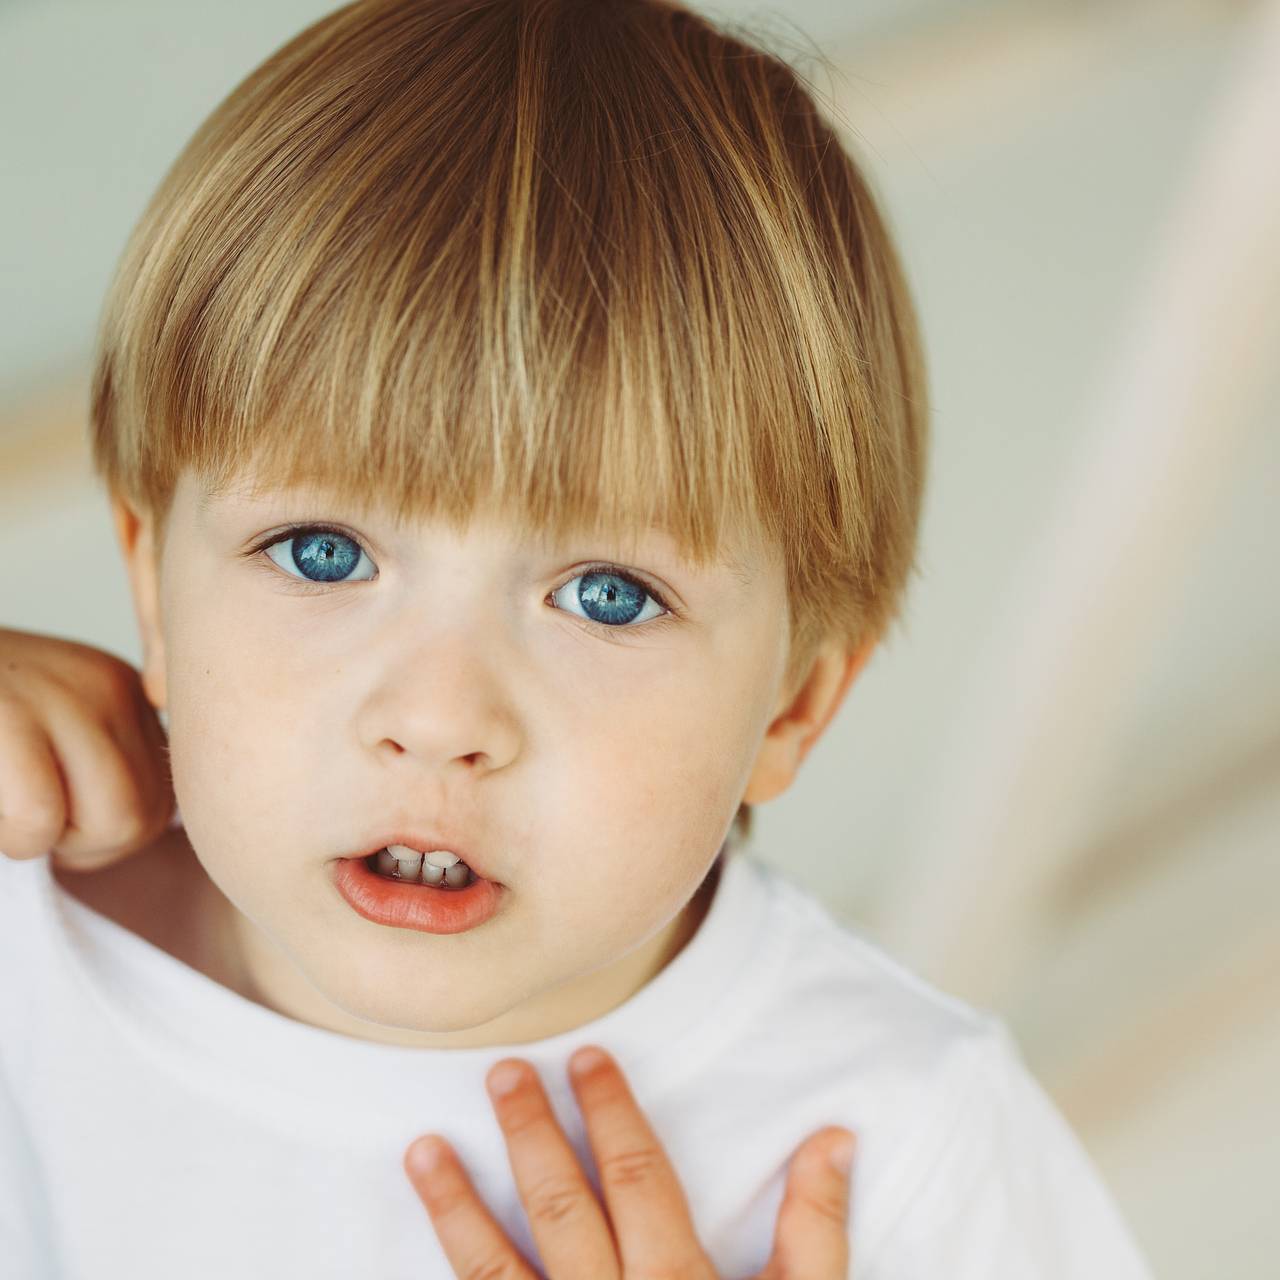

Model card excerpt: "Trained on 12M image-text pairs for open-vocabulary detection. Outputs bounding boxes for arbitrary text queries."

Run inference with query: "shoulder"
[746,853,998,1077]
[0,851,59,1057]
[737,853,1016,1160]
[739,856,1152,1276]
[0,849,52,964]
[1,829,227,988]
[857,1017,1154,1278]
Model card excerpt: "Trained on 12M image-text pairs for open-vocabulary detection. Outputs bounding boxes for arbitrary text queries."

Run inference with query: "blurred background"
[2,0,1277,1274]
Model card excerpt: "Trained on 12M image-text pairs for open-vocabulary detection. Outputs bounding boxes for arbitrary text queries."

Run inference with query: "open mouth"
[334,848,503,934]
[364,848,479,890]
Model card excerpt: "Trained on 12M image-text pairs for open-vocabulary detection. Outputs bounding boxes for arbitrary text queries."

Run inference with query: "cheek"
[163,611,301,828]
[625,676,759,808]
[569,676,707,776]
[563,679,745,863]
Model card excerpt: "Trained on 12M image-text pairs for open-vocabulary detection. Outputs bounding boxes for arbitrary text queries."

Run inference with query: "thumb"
[755,1127,856,1280]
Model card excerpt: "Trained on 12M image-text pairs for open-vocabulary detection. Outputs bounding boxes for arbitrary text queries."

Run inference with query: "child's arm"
[0,627,174,871]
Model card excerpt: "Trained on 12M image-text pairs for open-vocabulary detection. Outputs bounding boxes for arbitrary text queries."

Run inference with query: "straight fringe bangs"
[89,0,930,846]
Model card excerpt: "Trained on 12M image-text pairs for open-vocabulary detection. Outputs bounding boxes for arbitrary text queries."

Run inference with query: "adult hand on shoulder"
[405,1044,856,1279]
[0,627,175,871]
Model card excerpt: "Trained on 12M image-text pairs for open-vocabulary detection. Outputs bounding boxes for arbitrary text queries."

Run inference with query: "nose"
[355,627,521,777]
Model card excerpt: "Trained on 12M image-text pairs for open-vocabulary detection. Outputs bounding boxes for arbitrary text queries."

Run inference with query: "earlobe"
[110,493,168,712]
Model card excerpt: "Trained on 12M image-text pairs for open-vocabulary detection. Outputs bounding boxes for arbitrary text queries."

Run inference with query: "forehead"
[191,471,763,589]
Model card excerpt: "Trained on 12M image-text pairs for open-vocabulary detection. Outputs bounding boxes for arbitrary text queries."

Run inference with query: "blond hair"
[89,0,929,851]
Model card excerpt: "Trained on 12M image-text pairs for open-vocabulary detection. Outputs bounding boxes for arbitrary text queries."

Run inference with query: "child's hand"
[404,1044,855,1279]
[0,627,174,871]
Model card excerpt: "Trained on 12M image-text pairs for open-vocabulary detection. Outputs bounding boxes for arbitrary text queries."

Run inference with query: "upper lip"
[350,832,499,883]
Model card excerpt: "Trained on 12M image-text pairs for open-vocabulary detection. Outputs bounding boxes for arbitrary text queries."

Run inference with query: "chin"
[312,965,506,1036]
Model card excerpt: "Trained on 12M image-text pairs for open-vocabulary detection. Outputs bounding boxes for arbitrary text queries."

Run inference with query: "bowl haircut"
[89,0,930,853]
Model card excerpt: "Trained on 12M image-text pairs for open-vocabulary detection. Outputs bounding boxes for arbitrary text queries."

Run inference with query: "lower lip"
[332,856,505,935]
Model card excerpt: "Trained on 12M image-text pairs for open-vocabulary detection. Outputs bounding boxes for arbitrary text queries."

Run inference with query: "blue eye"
[260,525,377,584]
[549,565,671,631]
[250,528,675,634]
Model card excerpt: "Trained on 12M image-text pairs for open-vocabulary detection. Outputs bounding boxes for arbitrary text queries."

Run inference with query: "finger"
[485,1058,620,1280]
[756,1128,855,1280]
[0,695,67,858]
[403,1136,541,1280]
[568,1045,714,1278]
[101,680,175,846]
[37,686,155,872]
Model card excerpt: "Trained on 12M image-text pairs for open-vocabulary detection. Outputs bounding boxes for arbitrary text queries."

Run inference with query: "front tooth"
[394,851,424,880]
[380,844,470,886]
[387,843,461,867]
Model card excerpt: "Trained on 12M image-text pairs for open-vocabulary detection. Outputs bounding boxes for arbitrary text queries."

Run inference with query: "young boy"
[0,0,1153,1276]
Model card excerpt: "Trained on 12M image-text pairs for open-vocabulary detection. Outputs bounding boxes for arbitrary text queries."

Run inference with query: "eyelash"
[244,523,680,635]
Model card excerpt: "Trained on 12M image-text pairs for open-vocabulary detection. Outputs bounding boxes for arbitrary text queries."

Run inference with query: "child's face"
[115,467,804,1048]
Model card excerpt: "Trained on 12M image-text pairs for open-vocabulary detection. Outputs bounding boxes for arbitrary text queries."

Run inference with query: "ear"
[741,634,878,806]
[110,492,168,712]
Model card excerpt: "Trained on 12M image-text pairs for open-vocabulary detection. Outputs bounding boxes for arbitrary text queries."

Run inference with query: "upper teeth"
[377,843,472,887]
[389,844,461,868]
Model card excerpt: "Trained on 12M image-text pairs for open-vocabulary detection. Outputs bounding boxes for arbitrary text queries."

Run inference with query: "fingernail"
[828,1133,856,1175]
[488,1062,526,1097]
[570,1046,607,1078]
[408,1137,445,1177]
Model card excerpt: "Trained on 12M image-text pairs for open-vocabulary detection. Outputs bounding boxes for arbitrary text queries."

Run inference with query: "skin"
[108,467,877,1050]
[6,466,875,1273]
[407,1044,860,1278]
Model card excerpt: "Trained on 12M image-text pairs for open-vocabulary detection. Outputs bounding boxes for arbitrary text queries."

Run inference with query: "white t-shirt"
[0,843,1152,1279]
